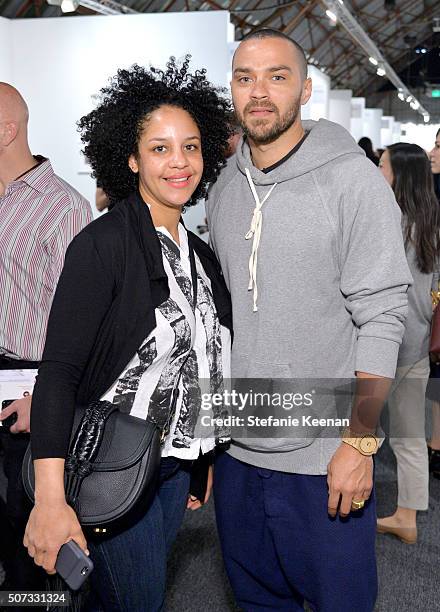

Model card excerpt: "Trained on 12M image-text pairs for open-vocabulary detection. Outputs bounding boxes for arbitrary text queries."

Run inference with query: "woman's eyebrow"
[147,135,201,143]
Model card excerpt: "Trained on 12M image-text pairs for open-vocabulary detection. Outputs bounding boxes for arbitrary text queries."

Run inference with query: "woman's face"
[430,132,440,175]
[379,149,394,186]
[129,105,203,211]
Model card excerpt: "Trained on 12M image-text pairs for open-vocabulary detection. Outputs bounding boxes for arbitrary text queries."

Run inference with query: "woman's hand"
[24,501,88,574]
[187,465,213,511]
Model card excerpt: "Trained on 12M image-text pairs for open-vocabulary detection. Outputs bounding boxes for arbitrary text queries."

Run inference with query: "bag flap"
[70,407,159,472]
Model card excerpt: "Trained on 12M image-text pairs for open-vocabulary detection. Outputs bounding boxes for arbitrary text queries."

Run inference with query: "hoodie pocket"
[230,359,321,453]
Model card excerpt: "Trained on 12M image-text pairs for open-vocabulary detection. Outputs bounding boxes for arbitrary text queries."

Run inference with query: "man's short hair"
[237,28,308,81]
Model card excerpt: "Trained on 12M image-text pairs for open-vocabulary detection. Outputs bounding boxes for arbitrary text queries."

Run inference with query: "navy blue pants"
[214,452,377,612]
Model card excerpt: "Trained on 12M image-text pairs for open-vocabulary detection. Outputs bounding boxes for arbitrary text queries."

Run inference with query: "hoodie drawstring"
[244,168,277,312]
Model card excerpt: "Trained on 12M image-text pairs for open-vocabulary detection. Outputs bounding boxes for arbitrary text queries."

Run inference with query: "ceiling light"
[61,0,79,11]
[424,115,430,123]
[325,9,337,22]
[376,67,386,77]
[406,95,412,103]
[397,92,405,101]
[369,57,378,66]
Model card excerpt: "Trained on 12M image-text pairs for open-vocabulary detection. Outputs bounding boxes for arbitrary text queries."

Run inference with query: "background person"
[24,58,232,611]
[0,82,92,591]
[427,127,440,478]
[377,143,440,543]
[358,136,380,166]
[95,184,110,212]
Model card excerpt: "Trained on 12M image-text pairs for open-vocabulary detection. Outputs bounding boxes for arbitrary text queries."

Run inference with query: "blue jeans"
[214,452,378,612]
[85,457,191,612]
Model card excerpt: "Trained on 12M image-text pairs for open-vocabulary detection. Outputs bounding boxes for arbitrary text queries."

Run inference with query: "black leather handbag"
[22,400,162,534]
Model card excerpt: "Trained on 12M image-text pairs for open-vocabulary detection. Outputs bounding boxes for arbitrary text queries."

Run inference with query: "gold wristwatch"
[341,428,379,456]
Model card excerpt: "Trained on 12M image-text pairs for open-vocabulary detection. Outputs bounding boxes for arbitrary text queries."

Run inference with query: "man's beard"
[236,96,301,145]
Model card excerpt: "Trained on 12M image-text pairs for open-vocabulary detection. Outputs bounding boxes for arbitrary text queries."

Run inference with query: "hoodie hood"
[235,118,364,186]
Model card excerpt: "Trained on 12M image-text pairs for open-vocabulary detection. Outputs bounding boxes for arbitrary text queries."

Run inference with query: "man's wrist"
[341,427,379,456]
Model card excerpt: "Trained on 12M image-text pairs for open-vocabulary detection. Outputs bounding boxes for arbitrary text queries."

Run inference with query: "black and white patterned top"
[100,223,231,459]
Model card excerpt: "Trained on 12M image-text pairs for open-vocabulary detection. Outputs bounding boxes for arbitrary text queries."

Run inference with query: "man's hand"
[0,395,32,433]
[327,443,373,517]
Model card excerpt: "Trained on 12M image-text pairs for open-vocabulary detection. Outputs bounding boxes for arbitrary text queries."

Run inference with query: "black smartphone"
[55,540,94,591]
[1,399,18,432]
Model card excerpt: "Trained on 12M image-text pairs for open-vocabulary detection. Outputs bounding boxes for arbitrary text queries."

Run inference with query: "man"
[0,82,92,590]
[206,29,412,611]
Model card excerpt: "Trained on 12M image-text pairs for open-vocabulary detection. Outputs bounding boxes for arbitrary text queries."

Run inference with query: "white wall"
[380,116,394,148]
[392,122,401,144]
[363,108,383,150]
[302,65,330,121]
[350,97,365,143]
[329,89,352,131]
[400,123,440,152]
[6,12,231,226]
[0,17,12,82]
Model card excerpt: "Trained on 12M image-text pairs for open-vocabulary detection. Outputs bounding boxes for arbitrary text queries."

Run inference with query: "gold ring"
[351,499,365,510]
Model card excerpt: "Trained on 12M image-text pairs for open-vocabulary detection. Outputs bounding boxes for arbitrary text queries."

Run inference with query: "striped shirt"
[0,157,92,361]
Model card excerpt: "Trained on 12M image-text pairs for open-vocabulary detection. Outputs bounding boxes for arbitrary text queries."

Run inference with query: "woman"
[377,143,440,543]
[23,58,232,610]
[427,127,440,478]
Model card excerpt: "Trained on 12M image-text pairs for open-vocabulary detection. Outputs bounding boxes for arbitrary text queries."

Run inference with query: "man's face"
[231,38,311,146]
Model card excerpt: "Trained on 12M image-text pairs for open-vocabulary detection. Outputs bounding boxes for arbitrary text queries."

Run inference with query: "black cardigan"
[30,192,232,459]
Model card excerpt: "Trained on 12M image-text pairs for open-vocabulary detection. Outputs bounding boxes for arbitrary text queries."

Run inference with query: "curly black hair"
[78,56,232,205]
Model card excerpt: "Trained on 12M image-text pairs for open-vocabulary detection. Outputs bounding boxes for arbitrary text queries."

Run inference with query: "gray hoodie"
[206,119,412,474]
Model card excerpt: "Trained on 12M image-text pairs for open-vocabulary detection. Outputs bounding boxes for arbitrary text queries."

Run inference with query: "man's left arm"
[47,203,93,287]
[327,166,412,517]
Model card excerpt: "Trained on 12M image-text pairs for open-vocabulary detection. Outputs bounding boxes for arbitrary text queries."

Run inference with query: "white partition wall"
[380,116,395,148]
[400,123,440,151]
[302,65,330,121]
[0,17,12,81]
[392,122,402,143]
[363,108,383,150]
[350,97,365,143]
[5,12,231,218]
[328,89,352,131]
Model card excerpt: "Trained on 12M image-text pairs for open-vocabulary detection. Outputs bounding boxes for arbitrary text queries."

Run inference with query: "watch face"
[359,435,377,454]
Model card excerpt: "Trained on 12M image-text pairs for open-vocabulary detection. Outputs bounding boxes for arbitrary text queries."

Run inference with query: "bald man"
[0,83,92,591]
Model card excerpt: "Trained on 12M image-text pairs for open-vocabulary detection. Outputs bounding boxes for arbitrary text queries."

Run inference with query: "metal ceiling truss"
[320,0,430,120]
[4,0,437,121]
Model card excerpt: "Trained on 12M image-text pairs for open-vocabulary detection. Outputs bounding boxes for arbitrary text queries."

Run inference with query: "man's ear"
[0,121,18,147]
[300,78,313,106]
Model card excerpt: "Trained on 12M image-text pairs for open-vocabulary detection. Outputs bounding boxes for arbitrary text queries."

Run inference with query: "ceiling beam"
[246,1,293,32]
[281,0,317,36]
